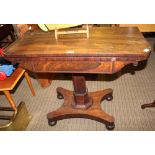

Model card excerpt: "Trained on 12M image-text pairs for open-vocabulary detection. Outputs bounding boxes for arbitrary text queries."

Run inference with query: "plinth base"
[47,87,115,130]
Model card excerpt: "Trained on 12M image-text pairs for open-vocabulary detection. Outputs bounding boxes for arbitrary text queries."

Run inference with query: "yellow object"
[38,24,89,40]
[38,24,81,31]
[0,102,32,131]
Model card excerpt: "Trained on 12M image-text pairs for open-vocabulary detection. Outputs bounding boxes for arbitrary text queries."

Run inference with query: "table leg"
[47,75,115,130]
[35,73,54,88]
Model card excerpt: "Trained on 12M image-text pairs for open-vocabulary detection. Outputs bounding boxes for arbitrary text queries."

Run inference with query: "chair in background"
[13,24,40,38]
[0,67,35,130]
[0,24,16,48]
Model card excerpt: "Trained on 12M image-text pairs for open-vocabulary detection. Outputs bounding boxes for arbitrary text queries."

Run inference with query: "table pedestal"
[47,75,115,130]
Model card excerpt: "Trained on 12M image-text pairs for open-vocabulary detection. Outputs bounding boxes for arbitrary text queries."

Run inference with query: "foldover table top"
[4,27,151,74]
[4,27,151,57]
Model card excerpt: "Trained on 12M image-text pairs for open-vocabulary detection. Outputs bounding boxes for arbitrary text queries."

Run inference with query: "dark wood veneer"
[3,27,151,130]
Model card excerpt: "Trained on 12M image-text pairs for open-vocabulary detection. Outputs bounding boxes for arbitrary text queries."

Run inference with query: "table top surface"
[4,27,151,58]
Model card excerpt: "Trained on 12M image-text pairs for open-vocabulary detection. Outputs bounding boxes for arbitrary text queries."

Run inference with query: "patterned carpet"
[0,37,155,131]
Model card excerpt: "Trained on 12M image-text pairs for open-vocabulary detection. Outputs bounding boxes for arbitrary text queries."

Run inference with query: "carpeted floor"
[0,37,155,131]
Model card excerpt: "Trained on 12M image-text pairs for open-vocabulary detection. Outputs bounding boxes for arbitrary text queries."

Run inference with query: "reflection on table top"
[4,27,151,57]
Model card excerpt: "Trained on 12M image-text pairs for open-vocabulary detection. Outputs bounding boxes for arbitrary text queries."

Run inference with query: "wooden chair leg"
[3,90,17,111]
[24,71,36,96]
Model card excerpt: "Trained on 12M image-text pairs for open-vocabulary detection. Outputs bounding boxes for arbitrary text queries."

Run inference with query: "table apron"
[16,60,138,74]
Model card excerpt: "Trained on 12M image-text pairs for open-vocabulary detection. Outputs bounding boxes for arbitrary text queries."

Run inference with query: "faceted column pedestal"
[47,75,115,130]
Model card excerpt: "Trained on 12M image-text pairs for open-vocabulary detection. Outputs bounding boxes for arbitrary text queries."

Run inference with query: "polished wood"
[119,25,155,109]
[4,27,151,74]
[72,76,92,109]
[4,27,150,57]
[35,73,53,88]
[13,24,52,88]
[48,86,114,126]
[24,71,36,96]
[0,67,35,111]
[3,90,17,111]
[0,67,25,91]
[3,27,151,129]
[0,68,35,129]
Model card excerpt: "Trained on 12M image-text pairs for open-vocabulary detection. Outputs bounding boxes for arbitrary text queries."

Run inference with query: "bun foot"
[48,120,57,126]
[57,88,64,99]
[106,123,115,130]
[106,93,113,101]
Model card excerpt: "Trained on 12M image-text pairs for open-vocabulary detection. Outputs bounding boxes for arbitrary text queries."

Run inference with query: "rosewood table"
[3,27,151,130]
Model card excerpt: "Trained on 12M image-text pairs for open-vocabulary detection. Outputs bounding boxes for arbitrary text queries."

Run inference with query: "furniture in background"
[0,24,16,48]
[0,67,35,129]
[118,24,155,32]
[141,100,155,109]
[38,24,89,40]
[3,27,151,130]
[13,24,30,38]
[13,24,40,38]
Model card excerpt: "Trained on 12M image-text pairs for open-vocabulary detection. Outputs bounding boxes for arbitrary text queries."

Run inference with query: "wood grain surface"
[3,26,151,129]
[4,27,151,74]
